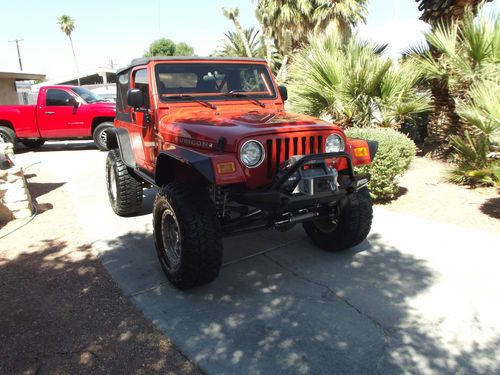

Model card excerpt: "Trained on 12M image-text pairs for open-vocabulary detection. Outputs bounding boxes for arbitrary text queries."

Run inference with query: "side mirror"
[278,85,288,102]
[127,88,144,109]
[67,96,79,107]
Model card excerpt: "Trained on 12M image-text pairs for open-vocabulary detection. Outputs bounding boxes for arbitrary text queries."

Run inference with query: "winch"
[279,155,339,196]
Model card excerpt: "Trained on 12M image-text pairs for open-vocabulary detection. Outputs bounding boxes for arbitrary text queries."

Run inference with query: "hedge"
[346,128,416,201]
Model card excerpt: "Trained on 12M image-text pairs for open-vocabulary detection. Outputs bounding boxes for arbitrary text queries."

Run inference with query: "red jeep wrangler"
[105,57,377,289]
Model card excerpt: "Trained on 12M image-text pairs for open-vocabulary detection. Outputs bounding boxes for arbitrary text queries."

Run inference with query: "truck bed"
[0,105,39,138]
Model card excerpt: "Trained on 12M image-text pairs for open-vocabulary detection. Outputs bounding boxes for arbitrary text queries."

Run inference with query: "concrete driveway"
[16,142,500,374]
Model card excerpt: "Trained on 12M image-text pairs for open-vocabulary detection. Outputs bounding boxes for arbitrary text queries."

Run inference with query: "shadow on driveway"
[96,227,500,375]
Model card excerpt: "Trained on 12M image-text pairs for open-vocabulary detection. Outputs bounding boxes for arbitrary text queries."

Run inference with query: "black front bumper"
[231,152,367,211]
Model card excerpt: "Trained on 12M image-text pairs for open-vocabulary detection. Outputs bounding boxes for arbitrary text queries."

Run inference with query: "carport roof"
[0,71,46,80]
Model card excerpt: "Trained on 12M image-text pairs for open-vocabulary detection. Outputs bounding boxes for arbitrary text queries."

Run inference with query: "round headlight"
[240,140,265,168]
[325,134,345,153]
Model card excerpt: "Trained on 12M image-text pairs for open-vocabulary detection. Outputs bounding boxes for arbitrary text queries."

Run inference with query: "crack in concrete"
[128,281,169,297]
[262,252,389,374]
[221,241,297,267]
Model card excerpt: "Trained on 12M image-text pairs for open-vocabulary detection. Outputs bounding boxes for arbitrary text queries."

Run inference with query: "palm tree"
[289,35,430,129]
[415,0,492,23]
[58,14,80,85]
[255,0,368,54]
[413,0,493,156]
[408,8,499,156]
[222,7,253,58]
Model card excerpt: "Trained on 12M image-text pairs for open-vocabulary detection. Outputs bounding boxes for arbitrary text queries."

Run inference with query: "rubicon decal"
[175,136,216,150]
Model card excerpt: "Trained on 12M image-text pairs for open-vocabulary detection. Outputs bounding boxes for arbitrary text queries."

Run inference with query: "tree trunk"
[68,35,80,86]
[426,78,462,158]
[276,54,288,83]
[264,30,273,66]
[233,18,253,58]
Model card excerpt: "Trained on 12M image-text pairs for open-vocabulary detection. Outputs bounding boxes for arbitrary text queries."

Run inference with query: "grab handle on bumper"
[269,152,355,191]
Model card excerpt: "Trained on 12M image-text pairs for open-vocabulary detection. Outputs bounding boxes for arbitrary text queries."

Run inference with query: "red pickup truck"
[0,85,115,150]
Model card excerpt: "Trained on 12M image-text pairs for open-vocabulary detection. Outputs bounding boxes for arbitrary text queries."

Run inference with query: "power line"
[8,38,24,71]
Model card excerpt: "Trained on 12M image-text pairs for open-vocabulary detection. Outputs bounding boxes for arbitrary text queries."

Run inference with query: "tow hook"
[356,177,369,191]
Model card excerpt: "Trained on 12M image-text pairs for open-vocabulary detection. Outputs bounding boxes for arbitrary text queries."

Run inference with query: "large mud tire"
[106,149,143,216]
[153,182,223,289]
[303,188,373,251]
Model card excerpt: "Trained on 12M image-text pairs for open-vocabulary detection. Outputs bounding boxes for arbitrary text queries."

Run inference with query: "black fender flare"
[367,140,378,160]
[105,127,136,168]
[155,147,215,186]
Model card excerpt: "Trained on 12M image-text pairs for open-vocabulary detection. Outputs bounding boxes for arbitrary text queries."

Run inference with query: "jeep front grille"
[265,135,323,178]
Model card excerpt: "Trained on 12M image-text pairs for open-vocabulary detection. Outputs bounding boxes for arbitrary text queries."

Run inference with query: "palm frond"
[288,34,429,129]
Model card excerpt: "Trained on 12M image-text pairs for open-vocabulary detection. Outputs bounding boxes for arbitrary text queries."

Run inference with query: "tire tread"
[303,188,373,251]
[106,149,142,216]
[153,182,222,289]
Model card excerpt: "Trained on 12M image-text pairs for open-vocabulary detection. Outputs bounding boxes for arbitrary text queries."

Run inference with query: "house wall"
[0,79,19,105]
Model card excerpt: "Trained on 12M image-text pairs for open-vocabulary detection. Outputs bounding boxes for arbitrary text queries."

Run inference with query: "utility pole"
[158,0,161,38]
[108,59,115,69]
[8,38,24,71]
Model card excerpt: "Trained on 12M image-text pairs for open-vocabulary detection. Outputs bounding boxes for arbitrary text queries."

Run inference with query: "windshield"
[155,62,276,102]
[70,86,105,104]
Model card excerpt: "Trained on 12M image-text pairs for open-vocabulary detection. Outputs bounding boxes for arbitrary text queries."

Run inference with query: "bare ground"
[380,157,500,234]
[0,165,202,375]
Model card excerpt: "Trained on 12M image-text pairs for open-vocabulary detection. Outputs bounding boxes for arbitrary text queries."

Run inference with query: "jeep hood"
[159,110,341,152]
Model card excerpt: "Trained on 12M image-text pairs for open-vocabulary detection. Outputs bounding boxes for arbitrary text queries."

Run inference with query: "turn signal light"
[354,147,368,157]
[216,162,236,174]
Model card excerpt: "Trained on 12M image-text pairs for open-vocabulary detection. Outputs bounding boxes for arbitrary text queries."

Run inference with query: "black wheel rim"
[107,163,117,204]
[312,206,340,233]
[160,207,182,268]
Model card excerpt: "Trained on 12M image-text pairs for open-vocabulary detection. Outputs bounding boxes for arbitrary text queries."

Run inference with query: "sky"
[0,0,498,79]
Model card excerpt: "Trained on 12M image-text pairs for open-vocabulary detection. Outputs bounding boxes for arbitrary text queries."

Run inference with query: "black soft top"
[116,56,267,75]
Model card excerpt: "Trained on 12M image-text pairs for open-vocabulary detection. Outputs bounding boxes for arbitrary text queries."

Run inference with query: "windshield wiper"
[223,90,266,108]
[162,94,217,109]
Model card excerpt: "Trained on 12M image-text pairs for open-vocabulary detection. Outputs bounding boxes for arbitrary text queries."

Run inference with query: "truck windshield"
[70,86,105,104]
[155,62,276,103]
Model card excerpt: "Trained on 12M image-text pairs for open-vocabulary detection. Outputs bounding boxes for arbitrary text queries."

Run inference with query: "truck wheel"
[303,188,373,251]
[93,122,113,151]
[21,139,45,149]
[106,149,143,216]
[0,126,17,150]
[153,182,223,289]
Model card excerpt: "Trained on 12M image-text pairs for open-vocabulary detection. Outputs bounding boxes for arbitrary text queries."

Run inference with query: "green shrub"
[346,128,416,201]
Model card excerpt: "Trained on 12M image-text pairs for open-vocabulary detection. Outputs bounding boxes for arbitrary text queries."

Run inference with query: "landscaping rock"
[0,143,33,225]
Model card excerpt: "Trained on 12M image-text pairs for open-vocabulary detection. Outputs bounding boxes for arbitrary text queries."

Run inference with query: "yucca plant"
[214,27,285,76]
[215,27,265,58]
[449,79,500,186]
[288,35,430,128]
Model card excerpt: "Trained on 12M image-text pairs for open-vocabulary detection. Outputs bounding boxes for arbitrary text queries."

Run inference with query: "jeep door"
[128,67,157,171]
